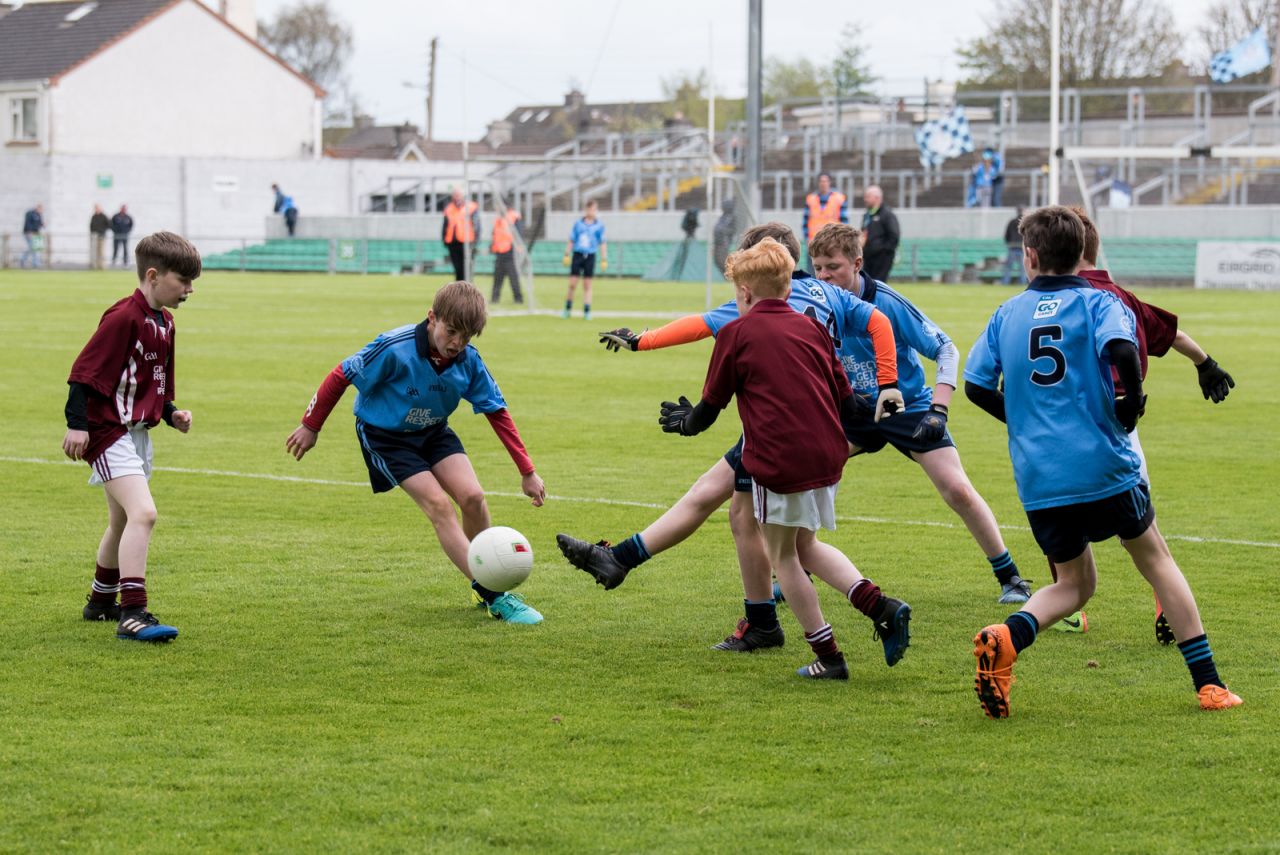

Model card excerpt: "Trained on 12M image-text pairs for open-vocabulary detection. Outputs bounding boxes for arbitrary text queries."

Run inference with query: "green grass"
[2,270,1278,852]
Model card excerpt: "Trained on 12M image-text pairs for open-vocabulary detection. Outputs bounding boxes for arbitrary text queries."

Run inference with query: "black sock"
[1004,611,1039,653]
[471,580,501,604]
[610,534,650,569]
[1178,634,1224,690]
[988,550,1017,585]
[744,599,779,631]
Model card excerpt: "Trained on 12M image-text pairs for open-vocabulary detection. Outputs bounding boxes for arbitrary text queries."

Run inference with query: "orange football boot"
[973,624,1018,719]
[1198,685,1243,711]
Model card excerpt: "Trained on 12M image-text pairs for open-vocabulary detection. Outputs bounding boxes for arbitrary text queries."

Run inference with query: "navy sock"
[564,300,573,311]
[583,303,591,315]
[744,599,779,631]
[610,534,650,569]
[1004,611,1039,652]
[471,580,501,604]
[988,550,1017,585]
[1177,634,1224,690]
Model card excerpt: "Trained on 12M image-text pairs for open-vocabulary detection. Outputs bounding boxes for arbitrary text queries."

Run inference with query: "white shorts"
[752,480,838,531]
[88,425,153,485]
[1128,428,1150,487]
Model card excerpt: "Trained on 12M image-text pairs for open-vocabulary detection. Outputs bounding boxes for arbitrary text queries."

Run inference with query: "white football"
[467,526,534,592]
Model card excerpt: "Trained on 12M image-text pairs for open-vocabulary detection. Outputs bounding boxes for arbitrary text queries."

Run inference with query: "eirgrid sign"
[1195,242,1280,290]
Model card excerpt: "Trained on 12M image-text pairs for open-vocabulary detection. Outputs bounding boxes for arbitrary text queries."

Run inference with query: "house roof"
[324,122,553,161]
[0,0,323,96]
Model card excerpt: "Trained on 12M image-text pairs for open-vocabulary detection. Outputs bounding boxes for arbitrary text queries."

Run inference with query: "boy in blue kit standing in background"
[286,281,547,625]
[562,200,607,319]
[963,206,1242,718]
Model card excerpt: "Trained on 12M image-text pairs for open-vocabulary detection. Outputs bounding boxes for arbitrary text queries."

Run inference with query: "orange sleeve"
[867,309,898,387]
[637,315,714,351]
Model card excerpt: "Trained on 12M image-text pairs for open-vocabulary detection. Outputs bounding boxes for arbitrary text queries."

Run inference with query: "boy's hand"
[62,429,89,461]
[562,253,571,266]
[286,425,318,460]
[171,410,192,433]
[1114,394,1147,432]
[911,403,948,442]
[875,384,905,422]
[521,471,546,507]
[660,396,694,435]
[599,328,641,352]
[600,258,608,272]
[1196,355,1235,403]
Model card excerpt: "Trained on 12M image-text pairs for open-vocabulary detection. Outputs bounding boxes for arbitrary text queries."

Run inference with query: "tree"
[764,57,826,103]
[830,23,878,100]
[659,70,745,131]
[258,0,354,97]
[956,0,1184,89]
[1197,0,1277,69]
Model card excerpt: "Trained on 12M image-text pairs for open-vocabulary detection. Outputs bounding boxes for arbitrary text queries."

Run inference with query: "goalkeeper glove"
[1114,394,1147,433]
[659,396,695,435]
[875,383,905,422]
[601,258,608,272]
[1196,355,1235,403]
[911,403,949,442]
[599,328,641,352]
[562,253,571,266]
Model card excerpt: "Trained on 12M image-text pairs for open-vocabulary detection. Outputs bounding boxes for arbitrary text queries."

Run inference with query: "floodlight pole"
[706,21,716,311]
[746,0,763,216]
[427,37,438,143]
[1048,0,1061,205]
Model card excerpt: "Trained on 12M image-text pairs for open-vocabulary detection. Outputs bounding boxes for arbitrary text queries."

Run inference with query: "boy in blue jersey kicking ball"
[963,206,1241,717]
[286,281,547,624]
[808,223,1028,605]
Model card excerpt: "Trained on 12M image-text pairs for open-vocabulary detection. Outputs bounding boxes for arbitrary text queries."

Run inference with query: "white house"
[0,0,322,159]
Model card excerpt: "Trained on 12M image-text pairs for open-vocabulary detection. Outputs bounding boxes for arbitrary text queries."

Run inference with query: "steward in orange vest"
[802,172,848,242]
[442,189,480,280]
[491,206,524,304]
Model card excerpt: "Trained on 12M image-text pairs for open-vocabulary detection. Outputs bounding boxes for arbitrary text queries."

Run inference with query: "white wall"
[53,0,317,159]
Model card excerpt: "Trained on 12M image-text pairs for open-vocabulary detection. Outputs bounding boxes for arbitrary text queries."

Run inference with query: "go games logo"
[1033,296,1061,319]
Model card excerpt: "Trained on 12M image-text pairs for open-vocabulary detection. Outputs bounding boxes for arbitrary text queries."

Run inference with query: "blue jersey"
[570,218,606,255]
[340,322,506,432]
[839,272,948,412]
[964,274,1141,510]
[702,273,876,348]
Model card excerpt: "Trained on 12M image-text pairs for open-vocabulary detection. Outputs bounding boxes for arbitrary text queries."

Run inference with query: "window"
[10,97,37,142]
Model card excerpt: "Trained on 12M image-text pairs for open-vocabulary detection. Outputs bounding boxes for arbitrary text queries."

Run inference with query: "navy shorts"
[843,407,955,459]
[1025,483,1156,564]
[570,251,596,278]
[723,437,753,493]
[355,419,466,493]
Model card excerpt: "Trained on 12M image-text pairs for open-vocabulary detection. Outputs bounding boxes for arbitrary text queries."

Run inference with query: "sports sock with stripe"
[1177,634,1224,690]
[804,623,840,659]
[119,577,147,610]
[847,579,883,618]
[1005,611,1039,652]
[89,563,120,605]
[988,551,1018,585]
[610,534,650,569]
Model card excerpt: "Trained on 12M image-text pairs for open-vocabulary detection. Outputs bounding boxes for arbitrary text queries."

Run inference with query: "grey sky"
[254,0,1224,139]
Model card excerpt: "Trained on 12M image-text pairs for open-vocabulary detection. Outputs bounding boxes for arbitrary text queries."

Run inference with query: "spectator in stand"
[860,185,900,282]
[272,183,299,237]
[802,172,847,269]
[967,154,993,208]
[111,205,134,267]
[442,187,480,282]
[987,147,1006,206]
[1001,207,1025,284]
[21,203,44,268]
[89,205,111,270]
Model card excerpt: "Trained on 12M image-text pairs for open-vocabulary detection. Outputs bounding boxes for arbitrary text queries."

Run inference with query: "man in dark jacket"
[111,205,134,266]
[89,205,110,270]
[21,204,43,268]
[860,185,900,282]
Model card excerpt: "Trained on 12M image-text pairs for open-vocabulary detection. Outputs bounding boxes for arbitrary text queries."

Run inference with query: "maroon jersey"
[702,299,852,493]
[1081,268,1178,395]
[68,289,176,463]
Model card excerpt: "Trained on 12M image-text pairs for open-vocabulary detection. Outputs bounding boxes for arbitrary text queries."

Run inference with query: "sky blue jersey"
[702,273,876,348]
[838,271,950,412]
[340,322,506,432]
[570,219,606,255]
[964,275,1142,510]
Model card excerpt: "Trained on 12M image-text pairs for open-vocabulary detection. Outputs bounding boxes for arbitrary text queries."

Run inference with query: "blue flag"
[1209,27,1272,84]
[915,106,974,169]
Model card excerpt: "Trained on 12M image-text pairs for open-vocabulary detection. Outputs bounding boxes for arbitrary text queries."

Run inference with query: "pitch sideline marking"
[4,455,1277,550]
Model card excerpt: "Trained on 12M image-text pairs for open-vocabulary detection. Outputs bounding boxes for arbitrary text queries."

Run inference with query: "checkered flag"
[915,105,974,169]
[1210,27,1271,84]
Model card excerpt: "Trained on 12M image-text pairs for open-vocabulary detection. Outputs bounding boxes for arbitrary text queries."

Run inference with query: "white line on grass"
[5,454,1277,550]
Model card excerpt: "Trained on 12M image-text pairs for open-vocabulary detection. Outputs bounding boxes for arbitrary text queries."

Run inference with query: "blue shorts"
[843,407,955,459]
[723,437,753,493]
[570,251,596,278]
[356,419,466,493]
[1025,483,1155,563]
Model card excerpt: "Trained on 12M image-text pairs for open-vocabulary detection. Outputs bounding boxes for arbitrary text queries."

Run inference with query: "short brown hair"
[1068,205,1100,265]
[739,222,801,263]
[724,238,792,299]
[1018,206,1084,275]
[134,231,201,281]
[432,281,487,337]
[808,222,862,261]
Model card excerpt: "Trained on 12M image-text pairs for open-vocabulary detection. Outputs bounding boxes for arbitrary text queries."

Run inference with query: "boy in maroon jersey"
[62,232,201,642]
[659,238,909,679]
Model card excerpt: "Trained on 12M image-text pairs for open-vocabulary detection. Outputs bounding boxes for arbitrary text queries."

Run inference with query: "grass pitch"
[2,269,1278,852]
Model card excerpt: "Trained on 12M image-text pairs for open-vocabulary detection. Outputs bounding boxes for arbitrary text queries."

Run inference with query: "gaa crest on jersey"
[807,285,828,303]
[1033,296,1061,319]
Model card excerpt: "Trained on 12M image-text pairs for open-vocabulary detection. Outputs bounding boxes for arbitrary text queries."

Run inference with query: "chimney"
[218,0,256,40]
[564,89,585,111]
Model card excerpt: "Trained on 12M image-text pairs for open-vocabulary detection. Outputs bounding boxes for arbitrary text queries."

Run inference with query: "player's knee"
[456,489,487,521]
[130,504,158,530]
[938,477,978,511]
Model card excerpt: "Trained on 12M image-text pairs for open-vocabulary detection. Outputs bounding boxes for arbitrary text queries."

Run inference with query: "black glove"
[1114,394,1147,433]
[849,391,875,421]
[659,396,695,435]
[911,403,949,442]
[599,328,641,352]
[1196,355,1235,404]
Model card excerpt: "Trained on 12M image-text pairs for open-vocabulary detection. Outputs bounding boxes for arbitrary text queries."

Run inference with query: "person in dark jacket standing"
[860,186,899,282]
[21,204,43,268]
[1001,207,1024,284]
[89,205,111,270]
[111,205,134,267]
